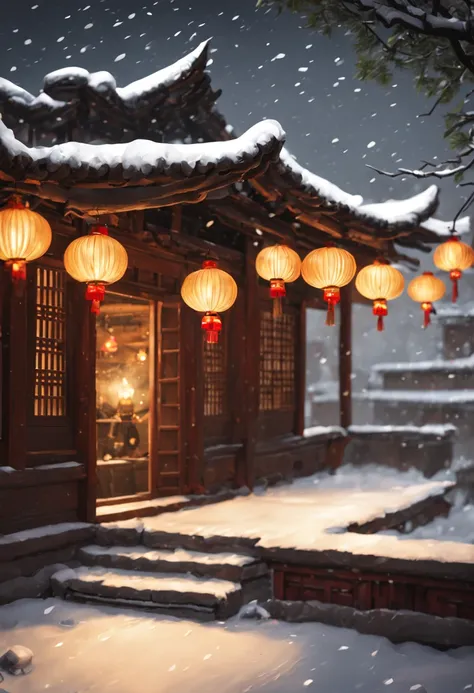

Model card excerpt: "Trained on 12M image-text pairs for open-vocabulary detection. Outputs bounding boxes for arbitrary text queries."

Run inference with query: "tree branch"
[366,154,474,178]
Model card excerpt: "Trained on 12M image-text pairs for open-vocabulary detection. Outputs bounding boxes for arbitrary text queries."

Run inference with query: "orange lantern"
[255,244,301,317]
[408,271,446,329]
[355,259,404,331]
[0,196,52,284]
[64,224,128,314]
[181,259,237,343]
[433,236,473,303]
[301,246,357,326]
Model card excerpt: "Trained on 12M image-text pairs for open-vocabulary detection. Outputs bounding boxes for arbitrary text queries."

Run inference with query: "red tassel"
[6,259,27,296]
[270,279,285,318]
[86,282,105,314]
[373,298,387,332]
[323,286,340,327]
[450,269,461,303]
[202,312,222,343]
[421,302,432,329]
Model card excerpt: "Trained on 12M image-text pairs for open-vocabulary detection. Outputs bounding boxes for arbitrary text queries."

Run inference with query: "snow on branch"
[351,0,474,42]
[366,157,474,179]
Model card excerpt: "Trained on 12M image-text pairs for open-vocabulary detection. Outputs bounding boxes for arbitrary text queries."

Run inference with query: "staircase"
[365,304,474,461]
[50,523,271,621]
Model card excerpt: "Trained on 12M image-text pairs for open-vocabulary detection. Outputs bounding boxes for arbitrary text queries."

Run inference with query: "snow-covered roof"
[0,42,466,254]
[0,41,214,127]
[372,354,474,373]
[0,118,285,214]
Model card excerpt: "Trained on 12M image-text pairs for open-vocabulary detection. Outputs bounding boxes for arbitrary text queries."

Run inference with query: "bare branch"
[366,154,474,178]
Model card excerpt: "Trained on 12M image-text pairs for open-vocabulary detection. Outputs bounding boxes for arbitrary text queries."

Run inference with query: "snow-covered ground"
[0,598,472,693]
[382,496,474,544]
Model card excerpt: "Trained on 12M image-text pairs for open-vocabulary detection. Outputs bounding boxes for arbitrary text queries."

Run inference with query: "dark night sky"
[0,0,462,226]
[1,0,470,383]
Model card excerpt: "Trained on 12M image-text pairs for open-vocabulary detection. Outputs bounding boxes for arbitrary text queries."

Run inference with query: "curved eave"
[0,119,285,214]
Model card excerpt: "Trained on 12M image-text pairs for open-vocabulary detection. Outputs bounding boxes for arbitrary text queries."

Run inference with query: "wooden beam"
[3,269,28,470]
[339,285,352,430]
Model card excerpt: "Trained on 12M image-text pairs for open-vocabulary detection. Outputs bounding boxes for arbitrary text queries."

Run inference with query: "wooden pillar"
[3,271,28,470]
[75,287,97,522]
[294,299,307,437]
[236,239,260,490]
[181,301,204,494]
[339,285,352,429]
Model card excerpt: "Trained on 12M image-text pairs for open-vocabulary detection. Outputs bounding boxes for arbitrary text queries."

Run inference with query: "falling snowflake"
[84,23,93,29]
[298,67,308,72]
[367,141,376,149]
[114,53,126,62]
[271,53,286,61]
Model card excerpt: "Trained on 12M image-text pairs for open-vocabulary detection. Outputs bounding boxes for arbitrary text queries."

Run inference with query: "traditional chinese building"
[0,41,463,534]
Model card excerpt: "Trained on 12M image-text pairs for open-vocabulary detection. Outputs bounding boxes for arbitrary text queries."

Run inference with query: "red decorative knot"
[269,278,285,318]
[323,286,340,327]
[450,268,462,303]
[201,312,222,343]
[270,278,286,299]
[421,301,433,329]
[202,259,217,269]
[9,259,26,283]
[90,225,109,236]
[373,298,388,332]
[86,282,106,315]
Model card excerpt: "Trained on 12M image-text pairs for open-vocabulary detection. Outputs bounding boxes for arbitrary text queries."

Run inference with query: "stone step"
[79,544,269,583]
[142,528,260,557]
[51,566,243,621]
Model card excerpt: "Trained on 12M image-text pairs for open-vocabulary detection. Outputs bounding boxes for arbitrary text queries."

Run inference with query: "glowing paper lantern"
[301,246,357,326]
[408,271,446,329]
[64,225,128,314]
[255,244,301,317]
[355,259,404,332]
[181,259,238,343]
[433,236,473,303]
[0,197,52,283]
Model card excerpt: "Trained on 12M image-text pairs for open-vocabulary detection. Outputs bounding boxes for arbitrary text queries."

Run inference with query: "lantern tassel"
[270,278,285,319]
[323,287,340,327]
[450,269,461,303]
[373,298,388,333]
[202,312,222,343]
[86,282,106,315]
[421,302,432,329]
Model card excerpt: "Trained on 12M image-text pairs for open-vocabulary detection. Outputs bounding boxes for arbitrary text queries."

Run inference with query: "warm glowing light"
[0,197,52,284]
[181,259,237,343]
[433,236,473,303]
[102,334,118,353]
[136,349,147,362]
[255,244,301,317]
[355,259,404,331]
[301,246,356,326]
[64,224,128,314]
[117,378,134,402]
[408,271,445,329]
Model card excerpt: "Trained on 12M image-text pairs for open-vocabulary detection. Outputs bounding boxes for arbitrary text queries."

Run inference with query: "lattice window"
[259,311,295,411]
[203,338,226,416]
[34,267,67,416]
